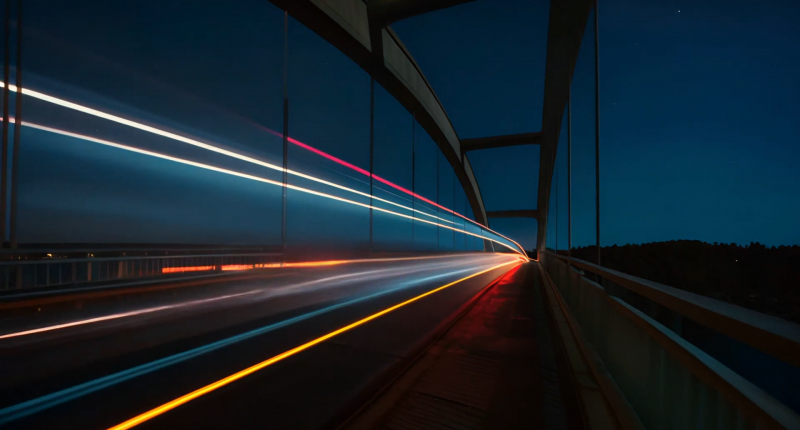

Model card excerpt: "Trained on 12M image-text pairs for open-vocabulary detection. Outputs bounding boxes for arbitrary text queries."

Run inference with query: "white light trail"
[0,290,260,340]
[4,82,527,254]
[16,119,525,256]
[0,83,453,226]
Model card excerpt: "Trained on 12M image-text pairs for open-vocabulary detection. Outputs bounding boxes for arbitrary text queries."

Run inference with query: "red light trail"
[266,129,485,224]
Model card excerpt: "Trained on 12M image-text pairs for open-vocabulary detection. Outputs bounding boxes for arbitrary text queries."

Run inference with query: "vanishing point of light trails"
[0,82,527,254]
[9,118,525,256]
[106,259,521,430]
[0,254,526,341]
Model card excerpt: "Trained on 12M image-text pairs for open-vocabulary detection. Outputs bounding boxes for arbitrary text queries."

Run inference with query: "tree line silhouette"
[567,240,800,323]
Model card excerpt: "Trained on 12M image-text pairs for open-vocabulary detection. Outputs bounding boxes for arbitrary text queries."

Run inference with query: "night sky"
[396,0,800,248]
[13,0,800,250]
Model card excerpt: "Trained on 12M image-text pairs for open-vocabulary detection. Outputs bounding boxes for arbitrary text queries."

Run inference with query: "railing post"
[411,113,415,251]
[281,10,289,254]
[594,0,602,267]
[8,0,22,249]
[0,0,10,247]
[567,85,572,264]
[369,77,374,254]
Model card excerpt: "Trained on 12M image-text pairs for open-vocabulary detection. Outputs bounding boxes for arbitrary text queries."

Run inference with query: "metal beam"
[536,0,594,251]
[369,0,480,26]
[460,132,543,153]
[486,210,539,220]
[268,0,488,224]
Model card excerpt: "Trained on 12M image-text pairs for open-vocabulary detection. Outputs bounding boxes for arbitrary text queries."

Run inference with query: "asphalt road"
[0,253,524,430]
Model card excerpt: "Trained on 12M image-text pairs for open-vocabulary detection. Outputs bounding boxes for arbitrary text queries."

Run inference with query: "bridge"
[0,0,798,429]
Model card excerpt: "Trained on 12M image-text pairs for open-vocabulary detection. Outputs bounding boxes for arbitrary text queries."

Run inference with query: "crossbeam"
[486,210,539,220]
[461,132,543,153]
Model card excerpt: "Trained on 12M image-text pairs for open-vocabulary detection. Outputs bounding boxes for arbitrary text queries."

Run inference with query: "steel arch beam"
[536,0,594,251]
[269,0,488,225]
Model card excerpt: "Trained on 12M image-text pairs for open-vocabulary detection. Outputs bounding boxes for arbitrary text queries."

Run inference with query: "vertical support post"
[555,161,559,253]
[567,88,572,263]
[463,173,467,251]
[1,0,9,247]
[452,170,455,250]
[369,78,374,253]
[436,150,439,250]
[411,114,415,250]
[594,1,601,266]
[281,11,289,254]
[8,0,20,249]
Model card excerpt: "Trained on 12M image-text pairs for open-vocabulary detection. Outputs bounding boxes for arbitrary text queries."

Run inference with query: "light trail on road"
[0,255,517,425]
[0,291,260,340]
[106,259,521,430]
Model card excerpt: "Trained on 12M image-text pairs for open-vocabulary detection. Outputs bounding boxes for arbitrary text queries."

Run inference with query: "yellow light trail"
[106,259,521,430]
[2,82,531,253]
[17,120,526,256]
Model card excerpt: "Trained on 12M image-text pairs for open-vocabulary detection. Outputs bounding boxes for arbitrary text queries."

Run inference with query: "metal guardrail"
[539,250,800,430]
[0,248,282,291]
[546,252,800,366]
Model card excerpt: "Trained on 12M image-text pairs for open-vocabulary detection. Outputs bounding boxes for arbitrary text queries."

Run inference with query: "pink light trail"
[266,129,474,224]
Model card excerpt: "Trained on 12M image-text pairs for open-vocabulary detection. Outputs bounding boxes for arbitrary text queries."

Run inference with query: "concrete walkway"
[343,262,592,430]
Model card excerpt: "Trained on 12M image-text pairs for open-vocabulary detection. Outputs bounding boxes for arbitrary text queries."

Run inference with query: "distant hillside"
[569,240,800,323]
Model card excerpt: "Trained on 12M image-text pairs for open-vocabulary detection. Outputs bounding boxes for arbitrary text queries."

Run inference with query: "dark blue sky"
[395,0,800,248]
[14,0,800,249]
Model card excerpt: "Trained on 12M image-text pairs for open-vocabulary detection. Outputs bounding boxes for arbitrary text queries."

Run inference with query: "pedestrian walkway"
[342,262,620,430]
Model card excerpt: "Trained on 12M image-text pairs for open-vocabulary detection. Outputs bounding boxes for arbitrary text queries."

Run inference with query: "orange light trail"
[106,259,521,430]
[220,264,253,271]
[162,266,214,274]
[12,119,527,256]
[170,254,528,274]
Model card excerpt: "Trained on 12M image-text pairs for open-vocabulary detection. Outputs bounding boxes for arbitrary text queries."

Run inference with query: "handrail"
[541,251,800,367]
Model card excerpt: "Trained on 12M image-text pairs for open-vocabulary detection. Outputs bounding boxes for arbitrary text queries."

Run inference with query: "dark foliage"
[570,240,800,323]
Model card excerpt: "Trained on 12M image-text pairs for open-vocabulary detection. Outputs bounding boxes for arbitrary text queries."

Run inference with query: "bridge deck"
[344,262,597,430]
